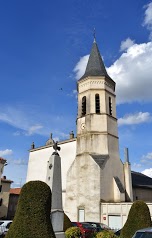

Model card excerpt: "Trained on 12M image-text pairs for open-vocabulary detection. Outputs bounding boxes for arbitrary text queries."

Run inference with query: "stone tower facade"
[65,40,127,222]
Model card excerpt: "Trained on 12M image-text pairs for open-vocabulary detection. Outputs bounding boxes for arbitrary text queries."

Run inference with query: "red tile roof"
[10,188,21,195]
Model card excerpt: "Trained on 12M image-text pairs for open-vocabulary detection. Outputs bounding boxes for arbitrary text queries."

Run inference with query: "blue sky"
[0,0,152,187]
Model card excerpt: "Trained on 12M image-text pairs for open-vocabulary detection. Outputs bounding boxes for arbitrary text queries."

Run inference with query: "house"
[0,157,7,189]
[26,38,152,229]
[7,188,21,219]
[0,176,13,219]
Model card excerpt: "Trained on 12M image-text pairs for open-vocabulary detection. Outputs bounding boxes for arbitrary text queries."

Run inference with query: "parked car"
[132,227,152,238]
[0,220,12,237]
[72,222,96,237]
[114,229,121,236]
[85,222,111,232]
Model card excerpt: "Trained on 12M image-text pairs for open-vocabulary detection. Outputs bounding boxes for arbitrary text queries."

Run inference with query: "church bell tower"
[77,39,119,159]
[65,38,126,222]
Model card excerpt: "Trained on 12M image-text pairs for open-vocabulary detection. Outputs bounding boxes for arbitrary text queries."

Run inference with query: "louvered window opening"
[95,94,100,113]
[82,96,86,116]
[109,97,112,115]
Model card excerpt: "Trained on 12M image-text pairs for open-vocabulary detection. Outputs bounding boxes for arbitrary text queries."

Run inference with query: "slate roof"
[114,176,125,193]
[90,154,109,168]
[80,41,114,82]
[131,171,152,189]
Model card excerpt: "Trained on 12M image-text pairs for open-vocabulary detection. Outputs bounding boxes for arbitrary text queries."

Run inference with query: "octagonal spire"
[80,41,109,80]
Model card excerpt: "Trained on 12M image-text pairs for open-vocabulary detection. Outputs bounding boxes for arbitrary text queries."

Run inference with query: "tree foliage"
[5,181,55,238]
[65,227,81,238]
[64,213,72,231]
[96,230,118,238]
[120,200,151,238]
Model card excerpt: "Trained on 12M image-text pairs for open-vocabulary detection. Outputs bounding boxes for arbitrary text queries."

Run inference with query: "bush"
[120,200,151,238]
[64,213,72,231]
[5,181,55,238]
[65,226,81,238]
[96,230,118,238]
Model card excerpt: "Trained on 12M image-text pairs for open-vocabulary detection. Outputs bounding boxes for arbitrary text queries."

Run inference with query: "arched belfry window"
[95,94,100,113]
[82,96,86,116]
[109,97,112,115]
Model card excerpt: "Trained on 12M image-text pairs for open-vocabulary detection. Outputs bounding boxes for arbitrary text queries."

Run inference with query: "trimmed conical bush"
[121,200,151,238]
[63,213,72,232]
[5,181,55,238]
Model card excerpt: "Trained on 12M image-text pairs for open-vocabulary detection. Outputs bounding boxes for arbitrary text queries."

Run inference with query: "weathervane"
[93,27,96,42]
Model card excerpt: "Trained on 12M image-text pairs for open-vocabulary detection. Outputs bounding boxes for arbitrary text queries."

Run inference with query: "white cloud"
[0,106,49,136]
[73,55,89,80]
[73,89,77,95]
[0,105,74,141]
[132,162,142,169]
[143,2,152,40]
[118,112,152,126]
[13,131,21,136]
[72,4,152,104]
[107,42,152,104]
[142,168,152,178]
[25,124,43,136]
[142,152,152,160]
[12,159,28,165]
[0,149,13,157]
[73,42,152,104]
[67,89,78,98]
[120,38,135,52]
[0,107,40,135]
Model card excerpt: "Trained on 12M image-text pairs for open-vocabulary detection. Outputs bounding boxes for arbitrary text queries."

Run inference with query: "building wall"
[65,154,101,221]
[0,161,6,210]
[26,139,76,206]
[101,202,152,230]
[133,187,152,202]
[0,181,11,218]
[7,194,19,219]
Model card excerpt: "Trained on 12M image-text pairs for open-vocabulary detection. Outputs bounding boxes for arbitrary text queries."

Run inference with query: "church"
[26,39,152,229]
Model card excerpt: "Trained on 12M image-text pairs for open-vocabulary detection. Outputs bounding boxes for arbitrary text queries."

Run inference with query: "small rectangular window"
[78,208,85,222]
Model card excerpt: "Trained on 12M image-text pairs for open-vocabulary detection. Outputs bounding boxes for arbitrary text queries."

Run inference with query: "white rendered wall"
[101,202,152,229]
[26,139,76,206]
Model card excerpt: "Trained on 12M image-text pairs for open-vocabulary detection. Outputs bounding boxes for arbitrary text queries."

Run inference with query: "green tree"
[121,200,151,238]
[5,181,55,238]
[64,213,72,231]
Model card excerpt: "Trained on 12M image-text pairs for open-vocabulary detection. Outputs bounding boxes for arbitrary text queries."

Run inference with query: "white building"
[26,39,152,229]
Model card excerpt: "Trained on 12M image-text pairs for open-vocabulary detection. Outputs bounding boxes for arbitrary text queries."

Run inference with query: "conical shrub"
[63,213,72,232]
[121,200,151,238]
[5,180,55,238]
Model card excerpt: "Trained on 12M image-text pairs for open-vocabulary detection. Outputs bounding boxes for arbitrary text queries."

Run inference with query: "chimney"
[31,142,35,149]
[124,147,129,163]
[69,131,74,139]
